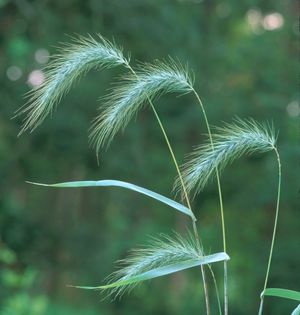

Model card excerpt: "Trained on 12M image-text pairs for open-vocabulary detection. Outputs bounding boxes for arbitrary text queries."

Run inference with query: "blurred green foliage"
[0,0,298,314]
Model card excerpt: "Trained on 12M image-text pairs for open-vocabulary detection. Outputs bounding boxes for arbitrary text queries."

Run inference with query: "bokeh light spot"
[286,101,300,117]
[263,13,284,31]
[6,66,23,81]
[27,70,45,88]
[35,48,50,64]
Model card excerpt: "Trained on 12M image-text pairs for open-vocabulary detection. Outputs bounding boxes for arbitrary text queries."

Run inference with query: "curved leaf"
[262,288,300,302]
[71,252,229,290]
[27,179,195,220]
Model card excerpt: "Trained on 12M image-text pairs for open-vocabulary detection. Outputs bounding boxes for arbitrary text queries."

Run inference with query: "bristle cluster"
[104,233,201,297]
[18,34,128,134]
[175,118,276,197]
[89,60,193,152]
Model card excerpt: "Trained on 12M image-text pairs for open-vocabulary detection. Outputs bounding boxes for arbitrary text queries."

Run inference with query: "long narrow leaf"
[262,288,300,302]
[71,252,229,291]
[69,232,229,298]
[27,179,195,220]
[292,304,300,315]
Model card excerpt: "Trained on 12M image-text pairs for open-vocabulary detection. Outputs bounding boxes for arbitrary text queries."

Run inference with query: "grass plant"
[18,34,299,314]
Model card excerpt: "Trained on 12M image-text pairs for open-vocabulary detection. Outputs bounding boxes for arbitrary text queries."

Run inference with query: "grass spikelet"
[175,118,276,197]
[17,34,129,134]
[89,59,193,152]
[102,232,201,298]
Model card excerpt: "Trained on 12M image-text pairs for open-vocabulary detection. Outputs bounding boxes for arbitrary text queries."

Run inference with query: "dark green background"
[0,0,298,314]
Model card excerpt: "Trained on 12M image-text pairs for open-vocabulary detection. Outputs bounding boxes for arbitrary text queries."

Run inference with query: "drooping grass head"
[17,35,129,134]
[174,118,276,197]
[90,60,193,152]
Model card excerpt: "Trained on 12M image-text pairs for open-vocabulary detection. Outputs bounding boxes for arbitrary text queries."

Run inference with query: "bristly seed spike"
[16,34,129,135]
[174,118,277,198]
[89,59,193,153]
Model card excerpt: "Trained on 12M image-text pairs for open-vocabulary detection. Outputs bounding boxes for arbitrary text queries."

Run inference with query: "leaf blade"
[71,252,229,290]
[262,288,300,302]
[27,179,195,220]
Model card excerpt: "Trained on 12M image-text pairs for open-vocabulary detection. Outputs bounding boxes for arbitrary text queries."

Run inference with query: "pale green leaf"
[27,179,195,220]
[262,288,300,302]
[71,252,229,290]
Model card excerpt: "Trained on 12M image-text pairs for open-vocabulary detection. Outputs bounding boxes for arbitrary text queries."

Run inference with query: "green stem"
[258,147,282,315]
[147,90,211,315]
[126,64,211,315]
[208,264,223,315]
[192,220,210,315]
[191,88,228,315]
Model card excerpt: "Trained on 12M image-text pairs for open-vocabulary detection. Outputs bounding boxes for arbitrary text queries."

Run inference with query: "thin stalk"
[192,220,210,315]
[258,147,282,315]
[208,264,223,315]
[151,99,211,314]
[191,88,228,315]
[126,64,211,315]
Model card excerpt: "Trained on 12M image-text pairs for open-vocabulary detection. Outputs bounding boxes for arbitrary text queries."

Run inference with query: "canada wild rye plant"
[18,34,299,315]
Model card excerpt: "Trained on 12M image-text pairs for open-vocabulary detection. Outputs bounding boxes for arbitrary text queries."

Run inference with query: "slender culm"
[89,58,213,314]
[17,35,129,134]
[89,60,193,152]
[258,147,282,315]
[112,62,212,315]
[175,117,275,315]
[175,119,276,196]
